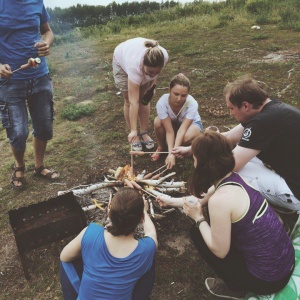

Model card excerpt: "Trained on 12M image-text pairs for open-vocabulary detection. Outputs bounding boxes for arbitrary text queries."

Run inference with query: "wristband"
[195,217,206,228]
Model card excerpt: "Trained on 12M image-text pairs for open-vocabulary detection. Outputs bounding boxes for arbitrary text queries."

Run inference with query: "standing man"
[0,1,59,189]
[172,75,300,212]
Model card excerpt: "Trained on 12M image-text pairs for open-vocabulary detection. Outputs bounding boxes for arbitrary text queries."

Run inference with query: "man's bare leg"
[33,137,59,179]
[11,146,25,187]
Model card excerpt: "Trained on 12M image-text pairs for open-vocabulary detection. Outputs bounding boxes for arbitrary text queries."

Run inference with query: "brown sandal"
[34,165,60,180]
[10,164,25,189]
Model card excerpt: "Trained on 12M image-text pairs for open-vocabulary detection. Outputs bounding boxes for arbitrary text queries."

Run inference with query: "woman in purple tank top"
[157,131,294,299]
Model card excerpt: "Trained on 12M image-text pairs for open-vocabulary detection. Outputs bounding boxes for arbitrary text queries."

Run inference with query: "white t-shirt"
[156,94,201,125]
[113,37,168,86]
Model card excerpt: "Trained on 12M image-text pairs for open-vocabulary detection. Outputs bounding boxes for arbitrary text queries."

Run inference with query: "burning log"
[156,172,176,184]
[136,178,184,188]
[57,181,123,196]
[136,170,146,179]
[82,204,97,212]
[155,187,186,193]
[143,186,172,199]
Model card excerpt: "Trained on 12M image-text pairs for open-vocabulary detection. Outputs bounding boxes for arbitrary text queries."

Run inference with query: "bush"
[251,33,268,40]
[255,15,269,24]
[219,12,235,22]
[60,104,96,121]
[245,0,270,14]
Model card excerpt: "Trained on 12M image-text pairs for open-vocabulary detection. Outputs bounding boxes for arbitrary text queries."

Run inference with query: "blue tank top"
[216,173,294,281]
[78,223,156,300]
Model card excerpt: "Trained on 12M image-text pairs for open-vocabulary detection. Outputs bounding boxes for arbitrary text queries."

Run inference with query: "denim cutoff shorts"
[0,74,54,151]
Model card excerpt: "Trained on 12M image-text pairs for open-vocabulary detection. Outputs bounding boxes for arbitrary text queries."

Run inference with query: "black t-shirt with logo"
[239,99,300,199]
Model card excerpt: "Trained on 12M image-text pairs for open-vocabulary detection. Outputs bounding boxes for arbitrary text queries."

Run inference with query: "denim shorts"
[172,120,203,132]
[0,74,54,151]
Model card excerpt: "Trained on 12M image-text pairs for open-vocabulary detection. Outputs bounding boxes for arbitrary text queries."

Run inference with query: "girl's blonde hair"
[143,40,165,68]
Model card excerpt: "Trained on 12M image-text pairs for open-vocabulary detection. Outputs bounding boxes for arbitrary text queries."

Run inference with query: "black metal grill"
[8,192,86,279]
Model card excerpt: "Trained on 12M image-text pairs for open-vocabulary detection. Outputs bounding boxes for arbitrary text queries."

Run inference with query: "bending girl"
[113,37,168,151]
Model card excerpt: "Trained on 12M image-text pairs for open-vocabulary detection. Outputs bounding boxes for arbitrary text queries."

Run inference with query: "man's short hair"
[224,75,268,109]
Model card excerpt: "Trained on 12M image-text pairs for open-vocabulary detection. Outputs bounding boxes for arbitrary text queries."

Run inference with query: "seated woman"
[151,73,202,169]
[60,188,157,300]
[157,131,294,299]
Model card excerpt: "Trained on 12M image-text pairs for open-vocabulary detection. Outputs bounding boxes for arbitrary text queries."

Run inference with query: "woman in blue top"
[157,131,294,299]
[60,188,158,300]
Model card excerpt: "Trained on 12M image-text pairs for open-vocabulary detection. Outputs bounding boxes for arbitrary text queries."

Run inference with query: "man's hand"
[34,41,50,57]
[0,64,12,79]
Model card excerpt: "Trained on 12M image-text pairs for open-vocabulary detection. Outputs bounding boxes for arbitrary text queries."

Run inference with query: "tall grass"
[53,0,300,44]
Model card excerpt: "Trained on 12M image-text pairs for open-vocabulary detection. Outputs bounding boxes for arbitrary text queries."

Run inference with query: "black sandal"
[34,165,60,180]
[139,131,155,150]
[10,164,25,189]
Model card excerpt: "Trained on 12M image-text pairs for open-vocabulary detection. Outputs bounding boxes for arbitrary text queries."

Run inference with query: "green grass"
[1,2,300,299]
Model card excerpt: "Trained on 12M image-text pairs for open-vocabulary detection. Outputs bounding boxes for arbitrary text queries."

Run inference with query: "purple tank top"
[217,173,294,281]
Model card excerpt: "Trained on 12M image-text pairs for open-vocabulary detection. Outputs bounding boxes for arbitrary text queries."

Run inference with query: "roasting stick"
[140,188,156,217]
[151,167,168,180]
[130,144,134,175]
[152,164,168,174]
[140,187,157,199]
[130,150,169,155]
[12,58,41,73]
[143,164,167,179]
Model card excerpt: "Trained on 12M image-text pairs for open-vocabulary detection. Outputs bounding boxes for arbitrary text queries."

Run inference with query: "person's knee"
[182,134,192,145]
[153,116,162,128]
[33,125,53,140]
[9,130,29,151]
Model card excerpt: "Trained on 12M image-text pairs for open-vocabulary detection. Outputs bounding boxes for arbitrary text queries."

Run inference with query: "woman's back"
[78,223,156,300]
[217,173,294,281]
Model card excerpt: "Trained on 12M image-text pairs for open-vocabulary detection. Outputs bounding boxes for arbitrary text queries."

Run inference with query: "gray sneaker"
[205,278,246,299]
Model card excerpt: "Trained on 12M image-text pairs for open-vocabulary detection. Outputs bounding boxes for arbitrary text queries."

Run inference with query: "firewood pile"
[57,164,187,227]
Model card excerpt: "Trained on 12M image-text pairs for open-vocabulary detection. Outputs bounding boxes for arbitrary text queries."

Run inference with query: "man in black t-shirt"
[222,75,300,212]
[172,75,300,212]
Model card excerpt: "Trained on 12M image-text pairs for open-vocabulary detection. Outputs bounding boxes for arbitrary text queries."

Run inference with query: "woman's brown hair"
[191,131,235,197]
[143,40,165,68]
[169,73,191,92]
[106,188,144,236]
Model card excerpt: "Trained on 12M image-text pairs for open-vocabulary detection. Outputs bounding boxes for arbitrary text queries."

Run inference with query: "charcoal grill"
[8,192,86,280]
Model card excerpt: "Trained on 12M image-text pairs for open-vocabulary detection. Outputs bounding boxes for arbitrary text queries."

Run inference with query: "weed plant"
[60,103,96,121]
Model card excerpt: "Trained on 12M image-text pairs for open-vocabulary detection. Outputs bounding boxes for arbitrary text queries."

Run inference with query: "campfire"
[58,164,186,220]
